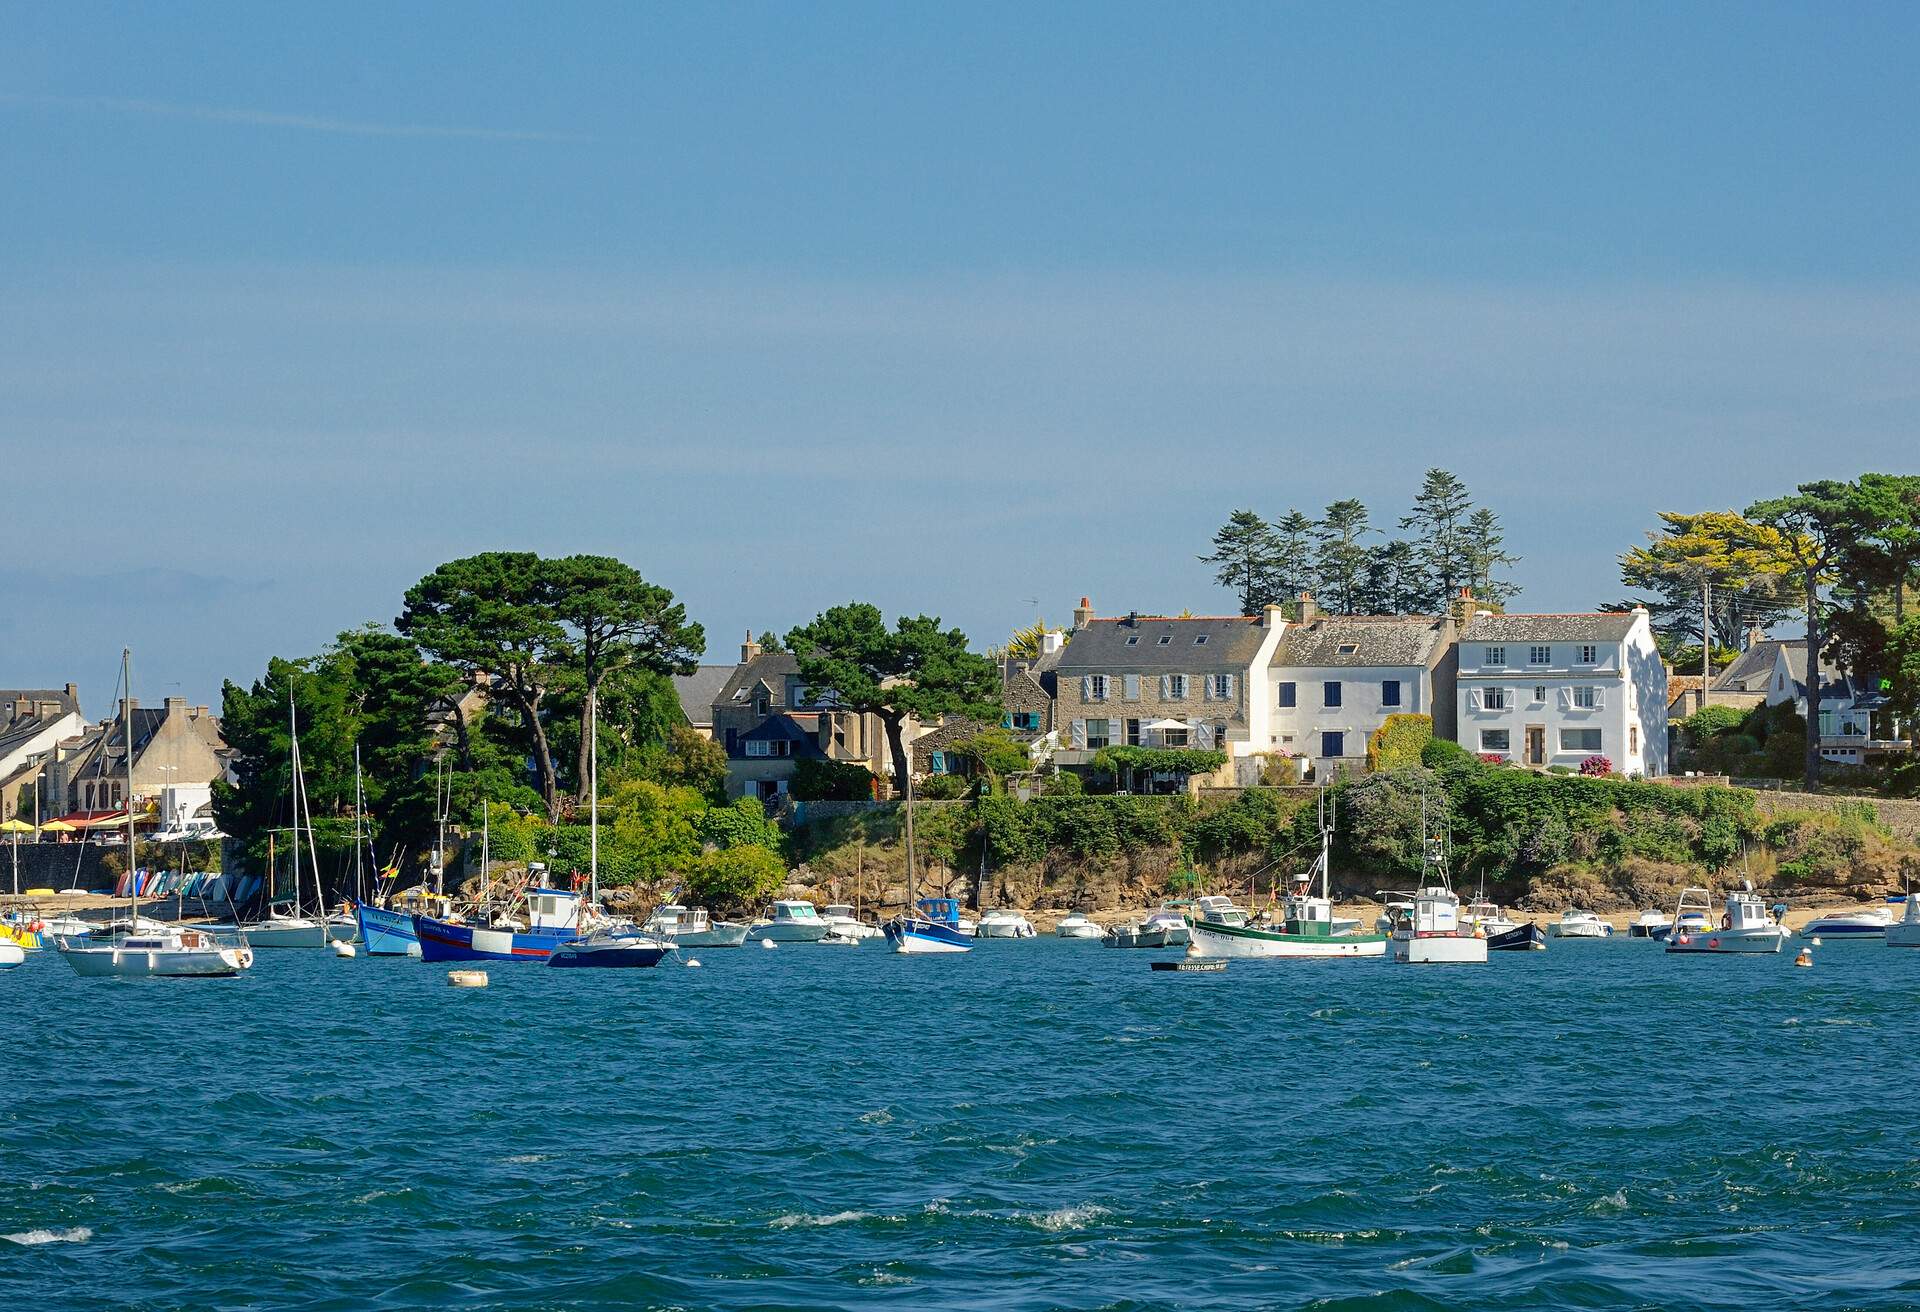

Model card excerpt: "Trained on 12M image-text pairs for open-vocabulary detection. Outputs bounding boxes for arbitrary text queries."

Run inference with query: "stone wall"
[1,842,113,893]
[1750,790,1920,842]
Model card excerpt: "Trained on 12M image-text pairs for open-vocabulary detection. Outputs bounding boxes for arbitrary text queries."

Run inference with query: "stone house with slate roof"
[669,664,735,740]
[1711,637,1901,765]
[44,696,228,818]
[1052,598,1284,787]
[709,633,893,801]
[0,684,86,822]
[1456,608,1668,776]
[910,656,1059,778]
[1264,599,1457,779]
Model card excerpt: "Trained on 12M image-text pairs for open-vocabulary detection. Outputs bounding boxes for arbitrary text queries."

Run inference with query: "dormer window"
[1577,644,1598,665]
[1157,635,1173,645]
[1529,646,1550,666]
[1337,643,1358,655]
[1485,646,1506,667]
[1125,636,1139,646]
[1194,635,1209,645]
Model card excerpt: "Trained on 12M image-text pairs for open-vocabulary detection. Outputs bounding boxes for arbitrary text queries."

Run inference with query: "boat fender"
[761,937,777,949]
[1721,914,1732,930]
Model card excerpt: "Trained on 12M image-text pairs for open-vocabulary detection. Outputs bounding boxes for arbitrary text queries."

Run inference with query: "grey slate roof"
[735,713,827,759]
[1712,639,1789,694]
[715,652,801,711]
[1051,616,1269,672]
[670,665,734,727]
[1459,613,1639,644]
[1276,616,1447,668]
[0,687,81,719]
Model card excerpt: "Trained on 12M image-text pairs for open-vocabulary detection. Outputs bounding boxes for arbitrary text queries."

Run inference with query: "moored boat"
[750,900,831,943]
[1801,907,1892,939]
[643,904,752,948]
[0,939,22,968]
[1887,896,1920,949]
[1487,920,1548,951]
[883,897,972,953]
[976,909,1036,938]
[1191,794,1388,959]
[1460,895,1517,936]
[1664,884,1788,955]
[1548,909,1612,939]
[1628,910,1672,938]
[1055,910,1104,939]
[415,887,596,963]
[548,928,671,969]
[819,904,880,940]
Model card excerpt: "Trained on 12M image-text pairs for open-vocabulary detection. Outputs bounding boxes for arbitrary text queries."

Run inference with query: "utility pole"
[1701,575,1712,707]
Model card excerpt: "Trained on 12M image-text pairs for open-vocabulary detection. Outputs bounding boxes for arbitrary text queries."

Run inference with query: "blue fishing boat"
[354,902,421,956]
[883,897,974,954]
[414,887,596,963]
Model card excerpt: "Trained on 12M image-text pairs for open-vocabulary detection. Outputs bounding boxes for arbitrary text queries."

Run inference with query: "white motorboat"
[1665,884,1788,955]
[1055,911,1104,939]
[1801,906,1892,939]
[1103,921,1147,948]
[749,900,831,943]
[1628,910,1673,938]
[0,939,22,968]
[242,913,330,948]
[1548,910,1613,939]
[1138,908,1191,947]
[643,904,751,947]
[1460,896,1517,936]
[1887,897,1920,948]
[976,909,1036,939]
[1191,895,1249,928]
[1387,884,1487,964]
[819,904,881,940]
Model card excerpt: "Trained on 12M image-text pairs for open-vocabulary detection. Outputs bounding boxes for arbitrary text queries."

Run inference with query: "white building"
[1264,609,1457,779]
[1455,609,1668,776]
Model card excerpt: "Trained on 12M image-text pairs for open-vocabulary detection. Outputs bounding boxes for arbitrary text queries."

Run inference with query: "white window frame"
[1209,673,1233,700]
[1085,718,1112,749]
[1560,727,1603,754]
[1480,729,1511,753]
[1088,674,1110,702]
[1528,646,1550,666]
[1573,686,1597,710]
[1485,646,1506,667]
[1166,674,1189,700]
[1484,687,1508,711]
[1577,644,1598,665]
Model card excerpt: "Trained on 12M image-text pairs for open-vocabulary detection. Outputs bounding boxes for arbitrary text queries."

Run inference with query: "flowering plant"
[1578,754,1613,777]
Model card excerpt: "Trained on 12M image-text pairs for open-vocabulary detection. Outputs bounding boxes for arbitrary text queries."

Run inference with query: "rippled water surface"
[5,935,1920,1309]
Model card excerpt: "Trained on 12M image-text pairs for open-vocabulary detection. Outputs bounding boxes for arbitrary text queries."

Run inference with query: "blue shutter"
[930,751,946,774]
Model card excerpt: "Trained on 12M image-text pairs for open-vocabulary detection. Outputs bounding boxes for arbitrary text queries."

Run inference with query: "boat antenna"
[588,686,598,922]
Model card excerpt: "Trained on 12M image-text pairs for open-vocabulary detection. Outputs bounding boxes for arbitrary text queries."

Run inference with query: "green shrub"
[914,773,972,800]
[686,845,788,913]
[790,758,876,801]
[1683,704,1748,740]
[1421,738,1473,770]
[1368,714,1433,772]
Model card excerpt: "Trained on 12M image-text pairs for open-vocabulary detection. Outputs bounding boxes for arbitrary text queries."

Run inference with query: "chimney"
[1262,603,1286,630]
[741,629,762,663]
[1449,586,1476,628]
[1296,591,1318,624]
[1126,610,1139,627]
[195,705,209,718]
[65,683,77,702]
[1072,596,1094,629]
[164,696,188,716]
[1040,630,1064,656]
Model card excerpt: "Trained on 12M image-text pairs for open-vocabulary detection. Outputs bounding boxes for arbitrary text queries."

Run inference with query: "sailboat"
[882,768,972,954]
[548,689,670,968]
[238,696,330,947]
[57,650,254,978]
[1189,788,1388,958]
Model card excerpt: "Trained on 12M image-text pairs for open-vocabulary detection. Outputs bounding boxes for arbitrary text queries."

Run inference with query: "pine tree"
[1272,510,1318,610]
[1399,468,1473,608]
[1313,500,1375,614]
[1462,507,1521,605]
[1359,540,1428,614]
[1199,509,1286,613]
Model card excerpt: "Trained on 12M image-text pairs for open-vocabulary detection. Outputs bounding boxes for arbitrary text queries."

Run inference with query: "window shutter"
[1071,719,1088,750]
[1081,675,1092,701]
[1225,674,1236,701]
[1468,688,1483,711]
[1159,674,1170,699]
[1124,673,1140,702]
[1593,688,1606,710]
[1558,688,1572,711]
[1001,713,1013,729]
[1196,720,1215,749]
[1202,677,1214,702]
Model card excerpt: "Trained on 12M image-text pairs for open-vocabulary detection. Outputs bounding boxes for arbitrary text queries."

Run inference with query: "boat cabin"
[1193,895,1248,927]
[916,898,962,928]
[527,888,585,932]
[769,900,821,924]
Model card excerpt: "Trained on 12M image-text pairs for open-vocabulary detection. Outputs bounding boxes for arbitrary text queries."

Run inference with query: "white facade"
[1455,609,1668,777]
[1267,663,1431,777]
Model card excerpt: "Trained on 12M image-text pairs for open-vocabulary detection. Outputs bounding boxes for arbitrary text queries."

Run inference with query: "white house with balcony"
[1455,609,1668,776]
[1264,609,1458,779]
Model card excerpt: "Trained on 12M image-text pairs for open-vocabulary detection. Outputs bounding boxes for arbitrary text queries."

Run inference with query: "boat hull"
[1487,922,1548,951]
[355,904,422,956]
[548,939,670,968]
[676,922,751,948]
[1391,933,1488,964]
[57,941,251,977]
[1189,920,1388,959]
[1887,922,1920,948]
[748,922,830,943]
[413,915,574,962]
[1665,927,1787,954]
[1548,922,1610,939]
[241,921,329,948]
[0,941,22,968]
[1056,922,1104,939]
[1802,915,1889,938]
[884,917,971,954]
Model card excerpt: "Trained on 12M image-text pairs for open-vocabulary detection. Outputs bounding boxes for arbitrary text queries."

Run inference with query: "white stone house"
[1455,609,1668,776]
[1263,606,1458,780]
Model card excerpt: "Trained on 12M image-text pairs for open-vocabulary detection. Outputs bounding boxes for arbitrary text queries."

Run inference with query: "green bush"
[914,773,972,800]
[1421,738,1472,770]
[1368,714,1433,772]
[1683,704,1748,740]
[697,796,786,854]
[790,758,876,801]
[686,845,788,913]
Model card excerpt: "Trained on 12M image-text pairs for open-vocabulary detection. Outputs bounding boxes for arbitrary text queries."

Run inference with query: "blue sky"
[4,2,1918,714]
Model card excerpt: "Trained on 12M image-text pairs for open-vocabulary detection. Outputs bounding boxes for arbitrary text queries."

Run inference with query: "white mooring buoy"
[760,937,778,950]
[1794,947,1813,968]
[684,957,702,968]
[448,969,489,988]
[330,940,356,958]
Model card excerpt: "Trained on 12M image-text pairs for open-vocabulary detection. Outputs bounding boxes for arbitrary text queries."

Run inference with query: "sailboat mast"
[124,648,138,924]
[288,693,302,917]
[353,745,364,904]
[435,758,447,897]
[1321,787,1333,904]
[588,690,598,913]
[903,768,917,910]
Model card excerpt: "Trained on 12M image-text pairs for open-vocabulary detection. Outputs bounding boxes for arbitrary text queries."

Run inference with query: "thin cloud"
[1,92,592,143]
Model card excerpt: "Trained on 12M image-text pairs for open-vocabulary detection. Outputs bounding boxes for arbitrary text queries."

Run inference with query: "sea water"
[3,937,1918,1309]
